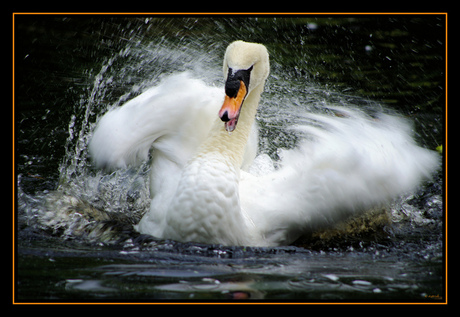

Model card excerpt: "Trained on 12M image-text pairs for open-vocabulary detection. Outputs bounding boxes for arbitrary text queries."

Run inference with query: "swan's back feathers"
[89,73,224,169]
[241,108,439,245]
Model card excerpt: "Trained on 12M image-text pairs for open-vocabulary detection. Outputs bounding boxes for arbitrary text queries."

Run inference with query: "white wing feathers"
[89,72,439,246]
[89,73,224,169]
[240,109,439,245]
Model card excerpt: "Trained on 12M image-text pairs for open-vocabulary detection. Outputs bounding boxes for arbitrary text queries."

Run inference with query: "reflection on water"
[18,234,443,300]
[15,15,445,301]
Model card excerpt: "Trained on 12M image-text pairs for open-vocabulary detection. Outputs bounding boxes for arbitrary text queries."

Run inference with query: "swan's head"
[219,41,269,132]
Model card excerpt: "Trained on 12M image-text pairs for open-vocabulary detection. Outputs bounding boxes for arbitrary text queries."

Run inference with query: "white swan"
[89,40,439,246]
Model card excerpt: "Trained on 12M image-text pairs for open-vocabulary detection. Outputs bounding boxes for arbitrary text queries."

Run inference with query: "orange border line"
[12,12,447,15]
[12,12,448,306]
[12,11,16,307]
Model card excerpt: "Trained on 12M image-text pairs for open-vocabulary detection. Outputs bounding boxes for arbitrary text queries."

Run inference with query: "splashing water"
[16,17,444,300]
[18,35,232,240]
[18,33,440,245]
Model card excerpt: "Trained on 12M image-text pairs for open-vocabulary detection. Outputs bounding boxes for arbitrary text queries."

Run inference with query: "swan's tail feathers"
[89,73,224,170]
[243,108,440,245]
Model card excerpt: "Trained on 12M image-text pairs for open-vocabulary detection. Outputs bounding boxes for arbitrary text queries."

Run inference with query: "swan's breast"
[162,153,248,245]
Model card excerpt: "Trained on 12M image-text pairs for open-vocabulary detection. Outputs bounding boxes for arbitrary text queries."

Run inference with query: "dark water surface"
[15,15,446,302]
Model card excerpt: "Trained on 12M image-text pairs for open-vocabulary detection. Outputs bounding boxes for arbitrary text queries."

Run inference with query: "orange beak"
[218,80,247,132]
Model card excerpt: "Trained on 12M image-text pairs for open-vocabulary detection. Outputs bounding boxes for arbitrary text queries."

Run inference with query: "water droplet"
[323,274,340,282]
[352,280,372,286]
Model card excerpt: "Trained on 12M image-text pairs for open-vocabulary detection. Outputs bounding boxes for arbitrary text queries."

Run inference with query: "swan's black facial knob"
[225,65,253,98]
[225,79,241,98]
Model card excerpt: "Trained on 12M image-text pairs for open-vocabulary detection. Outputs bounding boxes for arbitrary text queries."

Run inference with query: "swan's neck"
[199,84,263,168]
[162,85,264,245]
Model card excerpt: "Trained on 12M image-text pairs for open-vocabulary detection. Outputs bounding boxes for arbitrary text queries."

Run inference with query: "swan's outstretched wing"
[89,73,224,170]
[241,108,439,245]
